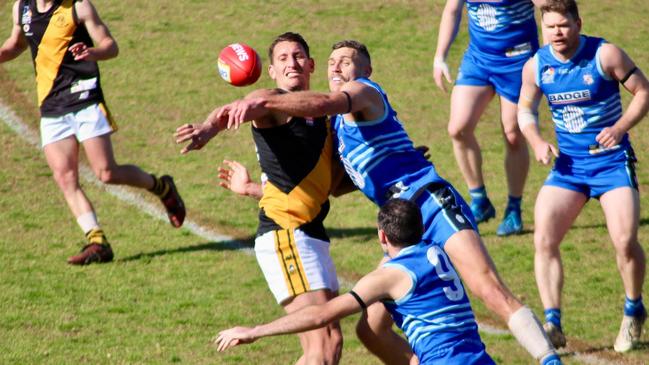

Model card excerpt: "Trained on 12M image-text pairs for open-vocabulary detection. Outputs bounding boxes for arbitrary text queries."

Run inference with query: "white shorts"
[255,229,339,304]
[40,103,117,148]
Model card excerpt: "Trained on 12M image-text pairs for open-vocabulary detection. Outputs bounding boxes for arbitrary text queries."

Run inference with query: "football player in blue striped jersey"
[517,0,649,352]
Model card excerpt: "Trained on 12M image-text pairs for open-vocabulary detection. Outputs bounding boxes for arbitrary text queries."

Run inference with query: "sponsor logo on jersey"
[541,66,555,84]
[506,42,532,57]
[476,4,498,32]
[588,143,620,155]
[21,6,31,24]
[548,89,591,104]
[21,6,32,36]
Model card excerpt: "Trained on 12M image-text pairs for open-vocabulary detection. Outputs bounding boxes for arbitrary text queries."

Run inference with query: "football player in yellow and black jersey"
[0,0,186,265]
[175,32,344,365]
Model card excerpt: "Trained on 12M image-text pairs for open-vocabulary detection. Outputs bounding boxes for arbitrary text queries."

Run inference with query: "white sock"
[507,306,556,360]
[76,211,99,234]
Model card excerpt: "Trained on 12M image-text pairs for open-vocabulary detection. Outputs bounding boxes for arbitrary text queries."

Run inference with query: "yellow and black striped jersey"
[19,0,105,117]
[252,116,332,241]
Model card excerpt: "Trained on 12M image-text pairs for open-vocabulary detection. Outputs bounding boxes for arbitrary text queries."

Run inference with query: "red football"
[217,43,262,87]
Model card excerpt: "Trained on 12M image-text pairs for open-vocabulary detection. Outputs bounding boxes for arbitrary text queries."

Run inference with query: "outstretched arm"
[518,57,558,165]
[0,1,27,63]
[596,43,649,148]
[214,268,403,352]
[70,0,118,61]
[433,0,464,92]
[220,80,385,129]
[175,88,280,154]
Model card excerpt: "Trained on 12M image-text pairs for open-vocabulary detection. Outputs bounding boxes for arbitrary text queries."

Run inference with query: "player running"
[433,0,546,236]
[517,0,649,352]
[201,39,561,365]
[0,0,185,265]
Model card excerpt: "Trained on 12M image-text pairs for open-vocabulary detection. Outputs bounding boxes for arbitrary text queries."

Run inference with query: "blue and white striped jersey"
[383,243,488,364]
[535,35,628,158]
[331,78,445,206]
[466,0,539,59]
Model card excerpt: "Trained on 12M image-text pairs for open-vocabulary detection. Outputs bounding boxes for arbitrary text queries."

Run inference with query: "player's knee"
[534,235,560,255]
[355,317,390,343]
[612,233,641,257]
[447,122,469,141]
[503,129,525,150]
[52,169,79,191]
[95,167,117,184]
[355,318,375,343]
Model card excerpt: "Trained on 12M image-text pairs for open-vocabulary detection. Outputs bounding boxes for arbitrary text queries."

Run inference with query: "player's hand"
[532,141,559,165]
[433,57,453,92]
[175,121,219,154]
[218,160,253,196]
[595,126,623,149]
[216,98,267,130]
[213,327,258,352]
[68,42,96,61]
[415,145,431,161]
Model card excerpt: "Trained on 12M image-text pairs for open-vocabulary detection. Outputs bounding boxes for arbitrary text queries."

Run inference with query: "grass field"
[1,0,649,363]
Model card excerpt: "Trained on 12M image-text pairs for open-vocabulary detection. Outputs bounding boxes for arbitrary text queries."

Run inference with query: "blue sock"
[624,296,646,317]
[544,308,562,329]
[506,195,522,213]
[469,186,489,206]
[540,353,562,365]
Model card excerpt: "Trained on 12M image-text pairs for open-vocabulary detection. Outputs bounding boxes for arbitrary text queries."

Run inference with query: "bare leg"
[44,136,94,218]
[444,229,521,320]
[499,96,528,198]
[447,85,495,190]
[356,302,414,365]
[600,187,645,300]
[82,134,155,188]
[284,289,343,365]
[533,186,586,310]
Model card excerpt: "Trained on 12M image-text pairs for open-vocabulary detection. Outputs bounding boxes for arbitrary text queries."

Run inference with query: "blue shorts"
[545,148,638,199]
[420,338,495,365]
[456,50,529,103]
[411,182,477,247]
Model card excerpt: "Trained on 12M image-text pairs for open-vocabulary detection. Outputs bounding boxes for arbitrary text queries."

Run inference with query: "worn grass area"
[1,0,648,363]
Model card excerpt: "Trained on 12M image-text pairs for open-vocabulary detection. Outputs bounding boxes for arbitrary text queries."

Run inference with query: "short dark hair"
[268,32,310,64]
[541,0,580,21]
[332,40,371,66]
[377,199,423,247]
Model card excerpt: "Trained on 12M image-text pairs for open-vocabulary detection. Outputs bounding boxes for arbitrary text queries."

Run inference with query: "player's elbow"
[108,40,119,58]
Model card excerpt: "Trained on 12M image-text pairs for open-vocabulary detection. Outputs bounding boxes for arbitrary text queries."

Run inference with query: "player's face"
[268,41,314,92]
[327,47,370,92]
[542,11,582,56]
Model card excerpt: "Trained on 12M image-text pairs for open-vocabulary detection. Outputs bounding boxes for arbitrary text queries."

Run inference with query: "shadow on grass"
[327,226,376,241]
[118,236,255,262]
[117,227,380,262]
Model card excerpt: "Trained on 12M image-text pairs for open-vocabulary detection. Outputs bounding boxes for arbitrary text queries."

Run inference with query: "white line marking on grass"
[0,99,617,365]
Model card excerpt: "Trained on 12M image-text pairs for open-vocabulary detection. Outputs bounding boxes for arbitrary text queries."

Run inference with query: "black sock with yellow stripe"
[85,228,109,246]
[148,174,170,197]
